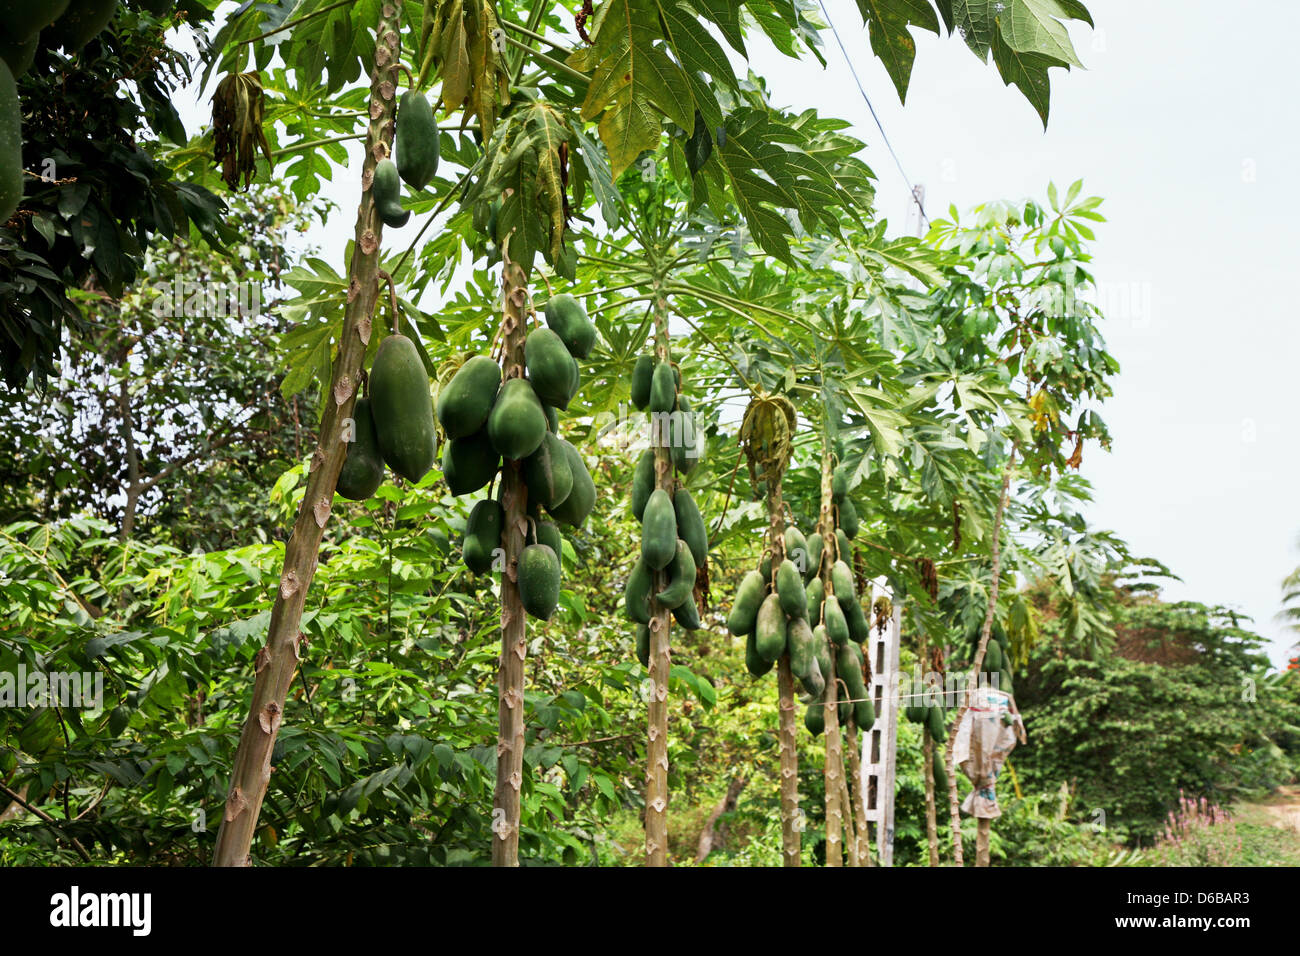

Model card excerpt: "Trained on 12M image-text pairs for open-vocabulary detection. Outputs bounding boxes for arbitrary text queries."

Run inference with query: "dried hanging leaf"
[212,71,274,190]
[739,391,796,492]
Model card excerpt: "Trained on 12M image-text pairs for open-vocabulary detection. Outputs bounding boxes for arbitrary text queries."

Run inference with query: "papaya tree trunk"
[845,720,871,865]
[644,281,675,866]
[919,631,940,866]
[767,476,800,866]
[945,448,1016,867]
[212,4,402,867]
[491,246,532,867]
[838,718,859,867]
[818,441,844,867]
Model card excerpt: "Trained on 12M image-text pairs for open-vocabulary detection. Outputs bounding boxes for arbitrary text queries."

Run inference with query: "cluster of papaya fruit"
[903,696,951,791]
[2,1,132,223]
[629,352,702,474]
[434,294,598,621]
[338,332,438,499]
[971,620,1015,697]
[372,87,441,228]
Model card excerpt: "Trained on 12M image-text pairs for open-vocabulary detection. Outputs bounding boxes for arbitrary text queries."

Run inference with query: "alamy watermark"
[0,665,104,710]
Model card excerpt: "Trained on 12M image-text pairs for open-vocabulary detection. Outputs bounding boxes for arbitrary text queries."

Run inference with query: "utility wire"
[815,0,929,228]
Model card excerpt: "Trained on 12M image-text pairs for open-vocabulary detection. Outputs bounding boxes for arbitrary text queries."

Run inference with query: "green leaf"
[854,0,941,102]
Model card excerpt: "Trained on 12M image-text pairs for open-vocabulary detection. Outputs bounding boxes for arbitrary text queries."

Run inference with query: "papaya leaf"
[853,0,940,102]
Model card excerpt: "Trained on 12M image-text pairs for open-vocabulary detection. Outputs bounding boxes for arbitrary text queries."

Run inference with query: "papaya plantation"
[1,0,1298,895]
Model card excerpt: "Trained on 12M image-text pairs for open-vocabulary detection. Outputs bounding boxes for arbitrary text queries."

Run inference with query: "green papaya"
[803,532,823,582]
[824,600,849,646]
[855,696,876,732]
[0,1,69,41]
[436,354,501,439]
[904,704,926,723]
[655,539,696,609]
[813,625,833,684]
[522,431,573,510]
[840,497,859,539]
[337,397,384,500]
[649,361,676,414]
[673,488,708,568]
[525,327,579,409]
[624,556,652,625]
[787,615,815,679]
[543,403,559,434]
[726,570,766,636]
[805,577,824,626]
[776,559,806,618]
[462,498,503,574]
[371,158,409,227]
[745,631,775,677]
[370,334,437,482]
[630,447,655,521]
[47,0,117,51]
[754,593,787,663]
[760,553,771,581]
[799,655,825,698]
[831,462,850,502]
[0,60,20,224]
[635,624,651,668]
[669,394,699,475]
[442,429,499,496]
[846,598,871,645]
[0,33,37,76]
[836,529,852,565]
[831,560,856,607]
[17,707,59,755]
[804,700,825,736]
[932,750,949,793]
[395,90,439,189]
[672,597,702,630]
[546,440,595,528]
[984,639,1003,673]
[784,526,807,575]
[543,293,597,359]
[839,698,852,727]
[535,520,564,570]
[629,355,654,410]
[107,704,129,737]
[487,377,547,460]
[1000,668,1015,697]
[926,705,946,742]
[838,642,867,706]
[518,543,561,621]
[640,489,677,570]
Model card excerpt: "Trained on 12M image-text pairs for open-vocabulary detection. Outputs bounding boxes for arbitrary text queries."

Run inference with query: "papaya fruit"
[831,462,850,502]
[760,553,771,581]
[776,559,806,618]
[0,60,20,225]
[624,556,652,625]
[521,430,573,510]
[462,498,503,574]
[1000,668,1015,697]
[370,334,437,482]
[726,570,766,636]
[838,642,867,704]
[904,704,926,723]
[846,598,871,644]
[441,429,499,496]
[518,543,561,621]
[813,625,833,684]
[799,655,826,698]
[0,33,37,76]
[984,639,1003,673]
[805,700,825,736]
[371,158,410,228]
[436,354,501,439]
[655,539,696,609]
[824,600,849,646]
[745,631,775,677]
[546,440,595,528]
[754,593,787,663]
[838,698,852,727]
[395,90,439,189]
[0,1,70,41]
[672,597,702,630]
[831,560,855,607]
[629,355,654,410]
[932,750,948,792]
[926,705,946,742]
[640,489,677,570]
[635,624,651,668]
[46,0,117,51]
[543,403,559,434]
[784,526,807,575]
[787,615,815,679]
[630,447,655,521]
[649,361,676,414]
[673,488,707,568]
[543,293,597,359]
[839,497,859,539]
[17,707,59,755]
[535,520,563,570]
[855,696,876,733]
[803,532,823,582]
[836,530,852,565]
[671,397,699,475]
[487,377,547,460]
[525,327,579,410]
[337,398,384,500]
[805,577,824,626]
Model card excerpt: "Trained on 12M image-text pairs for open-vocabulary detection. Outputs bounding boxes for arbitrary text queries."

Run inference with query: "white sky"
[178,1,1300,666]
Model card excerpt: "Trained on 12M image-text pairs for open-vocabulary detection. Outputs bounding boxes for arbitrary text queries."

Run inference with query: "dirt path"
[1254,784,1300,834]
